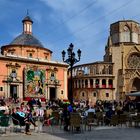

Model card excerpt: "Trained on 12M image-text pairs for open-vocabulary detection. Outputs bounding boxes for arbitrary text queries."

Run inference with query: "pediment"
[128,45,140,54]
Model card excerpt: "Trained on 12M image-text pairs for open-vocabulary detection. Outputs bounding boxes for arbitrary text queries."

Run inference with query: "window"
[106,93,109,97]
[82,92,85,97]
[0,87,3,91]
[11,52,14,55]
[90,79,93,86]
[121,26,131,42]
[93,92,96,97]
[28,53,32,58]
[61,90,63,94]
[85,79,88,87]
[79,80,81,88]
[45,56,48,60]
[102,79,106,88]
[109,79,113,88]
[82,80,84,88]
[96,79,99,88]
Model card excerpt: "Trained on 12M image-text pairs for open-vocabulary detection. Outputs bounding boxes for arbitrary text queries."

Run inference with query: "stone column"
[99,79,102,88]
[93,79,96,88]
[88,79,90,88]
[83,79,85,88]
[106,79,109,88]
[18,84,23,101]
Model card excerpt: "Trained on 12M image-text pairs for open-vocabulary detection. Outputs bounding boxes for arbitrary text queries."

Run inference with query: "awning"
[126,91,140,97]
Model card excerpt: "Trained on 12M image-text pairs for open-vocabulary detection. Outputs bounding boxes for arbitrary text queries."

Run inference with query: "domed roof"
[10,33,44,48]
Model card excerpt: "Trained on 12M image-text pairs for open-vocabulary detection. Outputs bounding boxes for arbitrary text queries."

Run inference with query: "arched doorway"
[131,78,140,92]
[128,77,140,101]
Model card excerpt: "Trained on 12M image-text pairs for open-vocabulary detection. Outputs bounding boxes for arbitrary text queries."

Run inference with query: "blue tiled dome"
[10,33,44,48]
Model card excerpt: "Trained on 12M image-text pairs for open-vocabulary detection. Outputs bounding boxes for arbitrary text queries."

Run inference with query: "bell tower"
[22,11,33,35]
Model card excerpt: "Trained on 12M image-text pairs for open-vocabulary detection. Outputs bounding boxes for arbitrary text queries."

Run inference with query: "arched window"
[79,80,81,88]
[90,79,93,88]
[121,25,131,42]
[106,93,109,97]
[82,80,84,88]
[102,79,106,88]
[93,92,96,97]
[85,79,88,88]
[109,79,113,88]
[102,66,106,74]
[96,79,99,88]
[109,66,112,74]
[128,53,140,69]
[28,53,32,58]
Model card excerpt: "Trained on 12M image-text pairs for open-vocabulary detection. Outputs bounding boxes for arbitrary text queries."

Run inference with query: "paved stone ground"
[0,126,140,140]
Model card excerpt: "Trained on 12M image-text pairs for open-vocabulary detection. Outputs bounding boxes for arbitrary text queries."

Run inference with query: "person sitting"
[85,106,96,117]
[0,101,9,115]
[105,107,114,125]
[12,107,37,135]
[11,107,31,135]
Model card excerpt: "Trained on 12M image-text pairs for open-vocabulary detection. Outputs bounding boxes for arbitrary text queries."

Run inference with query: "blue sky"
[0,0,140,65]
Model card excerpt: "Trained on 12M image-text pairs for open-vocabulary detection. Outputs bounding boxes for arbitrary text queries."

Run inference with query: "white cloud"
[1,0,140,64]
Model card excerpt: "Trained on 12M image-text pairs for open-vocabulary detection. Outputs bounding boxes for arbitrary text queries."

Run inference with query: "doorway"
[10,85,18,98]
[131,78,140,92]
[49,87,56,100]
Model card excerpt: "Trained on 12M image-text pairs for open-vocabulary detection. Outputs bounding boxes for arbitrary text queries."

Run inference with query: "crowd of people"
[0,97,140,134]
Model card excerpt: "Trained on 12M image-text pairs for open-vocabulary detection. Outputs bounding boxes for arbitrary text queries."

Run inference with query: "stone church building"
[72,20,140,103]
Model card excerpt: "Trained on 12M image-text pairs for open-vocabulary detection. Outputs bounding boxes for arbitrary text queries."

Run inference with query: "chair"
[52,111,60,125]
[0,111,4,117]
[118,114,128,127]
[0,115,10,133]
[110,115,119,126]
[134,114,140,127]
[10,114,26,132]
[70,113,82,132]
[86,112,97,131]
[96,112,104,126]
[11,116,25,132]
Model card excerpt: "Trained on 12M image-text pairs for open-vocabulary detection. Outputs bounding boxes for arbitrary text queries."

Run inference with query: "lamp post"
[62,43,81,104]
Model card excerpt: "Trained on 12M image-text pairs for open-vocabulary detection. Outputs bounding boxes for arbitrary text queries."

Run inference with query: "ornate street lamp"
[62,43,81,104]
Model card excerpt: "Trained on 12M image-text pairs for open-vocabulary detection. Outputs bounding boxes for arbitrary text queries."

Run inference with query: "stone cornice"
[0,55,68,68]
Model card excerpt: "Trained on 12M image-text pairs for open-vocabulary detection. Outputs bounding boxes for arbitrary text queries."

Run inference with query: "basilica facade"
[72,20,140,104]
[0,15,68,101]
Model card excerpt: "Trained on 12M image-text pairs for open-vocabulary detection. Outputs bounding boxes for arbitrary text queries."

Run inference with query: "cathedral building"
[0,15,68,101]
[72,20,140,104]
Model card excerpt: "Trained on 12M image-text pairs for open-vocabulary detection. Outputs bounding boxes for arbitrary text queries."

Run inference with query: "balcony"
[109,85,113,88]
[102,85,106,88]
